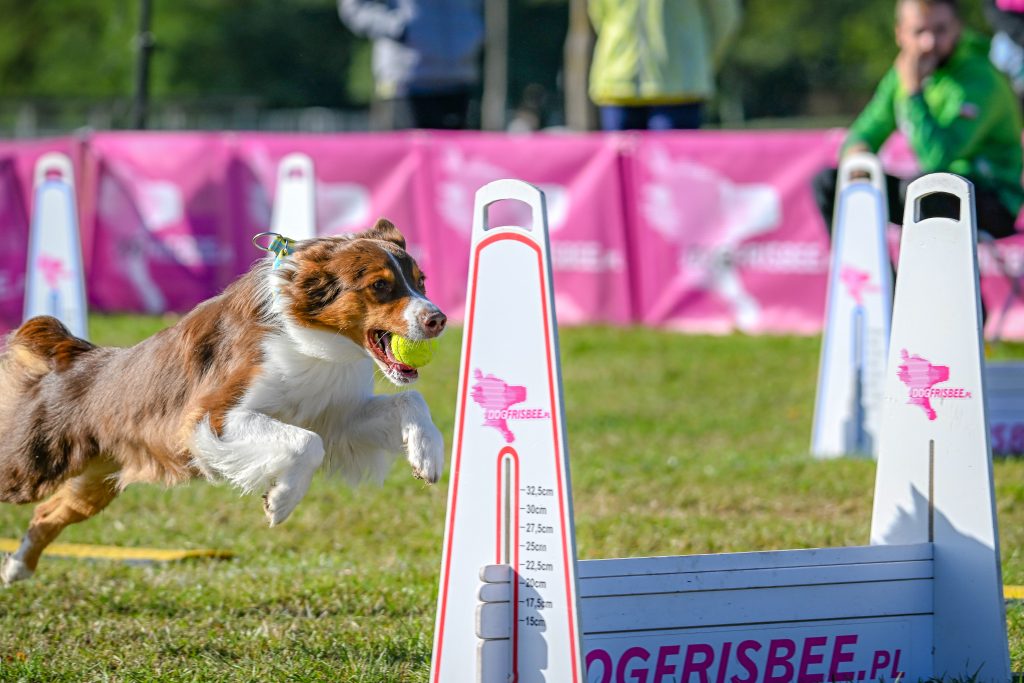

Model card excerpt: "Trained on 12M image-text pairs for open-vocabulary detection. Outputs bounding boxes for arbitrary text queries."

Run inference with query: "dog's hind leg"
[1,459,120,585]
[191,411,325,527]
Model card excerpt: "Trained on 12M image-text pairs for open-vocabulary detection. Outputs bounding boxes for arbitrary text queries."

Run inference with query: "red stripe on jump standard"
[534,236,582,683]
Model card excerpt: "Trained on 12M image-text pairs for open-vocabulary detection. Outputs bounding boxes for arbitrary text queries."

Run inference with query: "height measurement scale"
[812,153,892,458]
[431,180,583,682]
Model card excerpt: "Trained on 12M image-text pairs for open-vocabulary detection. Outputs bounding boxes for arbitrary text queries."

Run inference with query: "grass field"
[3,315,1024,681]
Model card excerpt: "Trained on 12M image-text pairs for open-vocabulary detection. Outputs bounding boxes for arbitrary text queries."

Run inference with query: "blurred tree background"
[0,0,994,135]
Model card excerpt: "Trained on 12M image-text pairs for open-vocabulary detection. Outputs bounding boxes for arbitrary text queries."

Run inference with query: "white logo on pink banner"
[436,145,625,286]
[641,151,780,245]
[138,181,184,231]
[897,349,971,421]
[640,148,785,330]
[437,148,569,233]
[136,180,225,268]
[319,183,371,234]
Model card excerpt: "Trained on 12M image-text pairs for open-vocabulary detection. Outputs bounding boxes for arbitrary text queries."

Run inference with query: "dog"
[0,219,446,585]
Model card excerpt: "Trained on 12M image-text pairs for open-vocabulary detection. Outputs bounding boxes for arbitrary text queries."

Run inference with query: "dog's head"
[274,219,446,384]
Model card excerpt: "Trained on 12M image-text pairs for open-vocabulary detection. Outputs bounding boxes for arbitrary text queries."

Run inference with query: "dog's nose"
[422,309,447,338]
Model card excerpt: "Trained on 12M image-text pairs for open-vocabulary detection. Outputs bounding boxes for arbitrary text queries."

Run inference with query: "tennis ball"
[391,336,437,368]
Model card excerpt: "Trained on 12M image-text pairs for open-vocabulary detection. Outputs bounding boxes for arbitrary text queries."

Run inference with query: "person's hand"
[895,47,937,95]
[842,143,870,159]
[840,144,872,180]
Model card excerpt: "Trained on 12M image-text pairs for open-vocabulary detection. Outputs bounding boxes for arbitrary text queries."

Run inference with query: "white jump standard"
[812,153,893,459]
[431,176,1010,682]
[431,179,584,683]
[270,152,317,241]
[23,152,88,339]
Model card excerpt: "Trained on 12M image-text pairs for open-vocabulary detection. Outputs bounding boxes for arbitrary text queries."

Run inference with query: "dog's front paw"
[0,554,33,586]
[406,421,444,484]
[263,482,305,527]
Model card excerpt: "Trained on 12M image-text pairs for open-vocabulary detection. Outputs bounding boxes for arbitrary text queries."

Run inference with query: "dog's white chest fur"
[245,327,375,427]
[233,324,422,484]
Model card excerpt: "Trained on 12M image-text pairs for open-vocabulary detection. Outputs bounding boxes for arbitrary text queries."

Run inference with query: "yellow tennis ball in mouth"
[391,336,437,368]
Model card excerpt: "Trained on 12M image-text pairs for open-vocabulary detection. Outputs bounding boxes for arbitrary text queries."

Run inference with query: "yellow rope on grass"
[0,538,233,562]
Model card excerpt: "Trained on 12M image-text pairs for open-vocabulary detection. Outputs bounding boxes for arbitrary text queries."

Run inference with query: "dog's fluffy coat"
[0,219,446,584]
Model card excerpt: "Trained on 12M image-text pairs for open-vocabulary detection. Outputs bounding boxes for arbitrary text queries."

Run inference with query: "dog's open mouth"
[367,330,418,382]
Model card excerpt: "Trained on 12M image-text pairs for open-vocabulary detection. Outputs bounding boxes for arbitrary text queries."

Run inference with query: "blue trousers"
[599,102,704,131]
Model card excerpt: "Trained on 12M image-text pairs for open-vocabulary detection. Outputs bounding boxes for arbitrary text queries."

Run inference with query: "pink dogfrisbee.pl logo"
[839,264,879,306]
[37,255,70,290]
[896,349,971,421]
[470,369,551,443]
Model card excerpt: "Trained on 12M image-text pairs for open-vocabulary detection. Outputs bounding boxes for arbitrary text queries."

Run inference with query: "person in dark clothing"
[338,0,484,130]
[986,0,1024,100]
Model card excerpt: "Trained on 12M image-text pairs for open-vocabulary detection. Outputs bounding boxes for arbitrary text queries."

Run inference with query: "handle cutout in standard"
[905,173,973,227]
[473,179,548,235]
[839,152,885,194]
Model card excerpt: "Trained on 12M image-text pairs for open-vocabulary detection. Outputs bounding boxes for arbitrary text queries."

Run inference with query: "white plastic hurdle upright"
[431,179,584,683]
[270,152,317,241]
[811,153,893,459]
[23,152,88,339]
[431,176,1010,682]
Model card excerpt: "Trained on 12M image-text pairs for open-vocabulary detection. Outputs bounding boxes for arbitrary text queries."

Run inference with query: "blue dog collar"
[252,232,296,270]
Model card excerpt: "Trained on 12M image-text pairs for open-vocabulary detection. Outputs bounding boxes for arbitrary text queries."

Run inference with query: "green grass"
[3,316,1024,681]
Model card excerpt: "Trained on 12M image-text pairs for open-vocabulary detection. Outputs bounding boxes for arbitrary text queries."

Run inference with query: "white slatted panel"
[579,543,930,579]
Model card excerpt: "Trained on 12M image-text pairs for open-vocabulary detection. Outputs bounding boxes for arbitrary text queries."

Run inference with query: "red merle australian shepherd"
[0,219,446,584]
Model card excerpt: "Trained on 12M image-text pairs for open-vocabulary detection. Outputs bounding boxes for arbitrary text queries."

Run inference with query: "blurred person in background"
[338,0,483,130]
[813,0,1023,240]
[587,0,741,131]
[986,0,1024,100]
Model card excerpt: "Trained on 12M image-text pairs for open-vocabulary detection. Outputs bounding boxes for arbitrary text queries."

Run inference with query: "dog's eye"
[372,279,389,292]
[417,276,426,291]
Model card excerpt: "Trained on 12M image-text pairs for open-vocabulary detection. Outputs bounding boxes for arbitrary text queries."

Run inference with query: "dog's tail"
[2,316,95,379]
[0,317,96,503]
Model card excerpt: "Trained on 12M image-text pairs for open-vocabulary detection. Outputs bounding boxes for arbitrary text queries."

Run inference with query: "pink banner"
[981,235,1024,339]
[230,132,427,263]
[0,137,78,333]
[416,131,632,323]
[84,132,428,315]
[625,130,844,334]
[85,132,238,314]
[4,130,1024,339]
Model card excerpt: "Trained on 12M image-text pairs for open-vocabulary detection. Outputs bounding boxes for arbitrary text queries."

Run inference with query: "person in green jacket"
[813,0,1024,239]
[588,0,741,130]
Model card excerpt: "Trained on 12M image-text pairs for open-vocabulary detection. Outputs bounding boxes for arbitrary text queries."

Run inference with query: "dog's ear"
[361,218,406,250]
